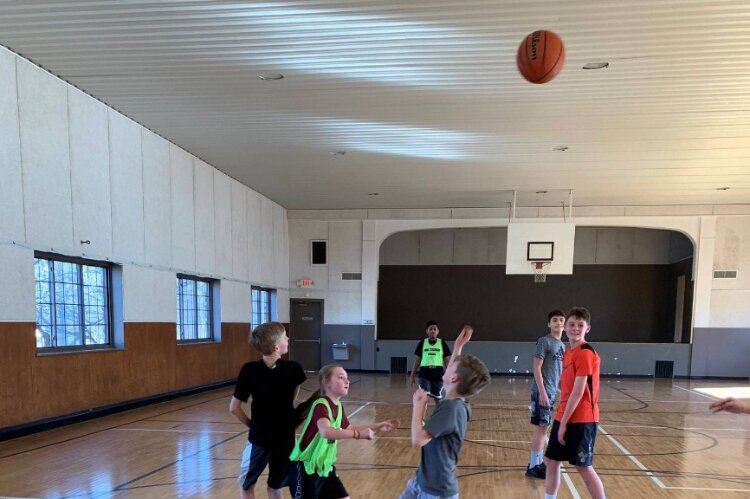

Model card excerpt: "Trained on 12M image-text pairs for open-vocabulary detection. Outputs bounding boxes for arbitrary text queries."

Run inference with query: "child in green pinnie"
[289,364,400,499]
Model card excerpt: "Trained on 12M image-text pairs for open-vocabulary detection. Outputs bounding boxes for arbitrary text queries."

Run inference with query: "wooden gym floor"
[1,374,750,498]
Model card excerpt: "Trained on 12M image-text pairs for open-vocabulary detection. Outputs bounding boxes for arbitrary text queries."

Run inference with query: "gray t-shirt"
[416,398,471,496]
[530,335,565,399]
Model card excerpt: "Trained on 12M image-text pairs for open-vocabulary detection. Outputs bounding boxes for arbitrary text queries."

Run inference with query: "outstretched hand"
[710,397,750,414]
[455,325,473,350]
[377,419,401,432]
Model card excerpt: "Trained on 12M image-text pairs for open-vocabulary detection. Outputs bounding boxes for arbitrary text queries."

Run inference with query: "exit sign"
[297,278,314,288]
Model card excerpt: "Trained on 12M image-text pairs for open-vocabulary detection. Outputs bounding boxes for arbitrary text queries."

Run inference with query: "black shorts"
[289,462,349,499]
[238,440,292,490]
[544,420,598,467]
[418,376,443,399]
[529,392,554,427]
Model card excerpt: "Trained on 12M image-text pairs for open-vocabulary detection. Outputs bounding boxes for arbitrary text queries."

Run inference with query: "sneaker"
[525,463,546,479]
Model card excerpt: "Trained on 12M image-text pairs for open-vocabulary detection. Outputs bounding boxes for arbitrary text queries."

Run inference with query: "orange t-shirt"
[554,343,600,423]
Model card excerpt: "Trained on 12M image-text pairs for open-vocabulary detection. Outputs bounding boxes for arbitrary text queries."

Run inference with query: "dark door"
[290,299,322,371]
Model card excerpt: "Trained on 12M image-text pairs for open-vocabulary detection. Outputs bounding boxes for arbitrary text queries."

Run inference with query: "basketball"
[516,30,565,84]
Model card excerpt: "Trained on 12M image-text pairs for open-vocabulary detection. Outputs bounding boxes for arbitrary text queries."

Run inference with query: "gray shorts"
[530,392,554,427]
[398,477,458,499]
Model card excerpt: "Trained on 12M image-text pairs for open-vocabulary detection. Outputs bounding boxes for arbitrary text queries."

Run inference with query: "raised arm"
[410,388,433,447]
[449,325,473,364]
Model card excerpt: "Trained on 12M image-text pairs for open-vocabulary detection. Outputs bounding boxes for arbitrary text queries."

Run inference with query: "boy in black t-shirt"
[410,320,452,400]
[229,321,306,499]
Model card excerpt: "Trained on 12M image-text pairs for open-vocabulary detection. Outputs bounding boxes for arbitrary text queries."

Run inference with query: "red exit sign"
[297,278,314,288]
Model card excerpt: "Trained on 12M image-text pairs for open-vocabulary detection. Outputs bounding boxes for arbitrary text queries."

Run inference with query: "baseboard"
[0,379,235,441]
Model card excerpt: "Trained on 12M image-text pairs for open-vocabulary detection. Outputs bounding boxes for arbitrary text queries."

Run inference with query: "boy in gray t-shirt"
[400,326,490,499]
[526,310,566,480]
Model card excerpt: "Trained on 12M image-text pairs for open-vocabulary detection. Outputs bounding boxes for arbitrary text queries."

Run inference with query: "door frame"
[289,298,324,369]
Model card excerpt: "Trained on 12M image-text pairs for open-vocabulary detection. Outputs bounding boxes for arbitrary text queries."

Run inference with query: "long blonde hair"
[294,364,342,426]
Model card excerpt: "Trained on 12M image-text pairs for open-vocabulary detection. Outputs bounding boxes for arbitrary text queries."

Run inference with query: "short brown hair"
[454,354,490,397]
[566,307,591,324]
[250,321,286,355]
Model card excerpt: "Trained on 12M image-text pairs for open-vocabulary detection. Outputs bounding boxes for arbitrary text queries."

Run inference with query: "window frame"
[251,286,275,330]
[176,274,215,343]
[34,252,113,352]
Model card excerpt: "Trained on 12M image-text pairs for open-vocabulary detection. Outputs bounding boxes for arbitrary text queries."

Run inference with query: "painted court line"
[598,425,666,489]
[347,402,370,419]
[673,384,718,400]
[560,464,582,499]
[114,428,239,434]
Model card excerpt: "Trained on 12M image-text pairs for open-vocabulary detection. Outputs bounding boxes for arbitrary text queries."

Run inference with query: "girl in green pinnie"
[289,364,400,499]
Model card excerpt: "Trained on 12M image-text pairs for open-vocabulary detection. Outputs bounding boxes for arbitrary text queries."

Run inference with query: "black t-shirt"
[414,338,452,379]
[233,359,306,447]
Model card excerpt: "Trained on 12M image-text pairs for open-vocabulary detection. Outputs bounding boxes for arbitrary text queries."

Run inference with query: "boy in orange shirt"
[543,307,606,499]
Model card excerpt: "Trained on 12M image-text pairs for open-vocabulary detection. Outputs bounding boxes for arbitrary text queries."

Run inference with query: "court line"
[673,384,718,400]
[661,486,750,492]
[602,423,750,432]
[560,464,582,499]
[347,402,370,419]
[598,425,666,489]
[113,428,239,434]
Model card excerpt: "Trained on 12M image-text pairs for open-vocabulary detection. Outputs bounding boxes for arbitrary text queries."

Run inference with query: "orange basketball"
[516,30,565,84]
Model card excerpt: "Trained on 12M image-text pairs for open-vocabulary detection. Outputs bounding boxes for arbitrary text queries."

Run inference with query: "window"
[176,276,213,342]
[251,287,274,330]
[311,240,327,265]
[34,254,111,350]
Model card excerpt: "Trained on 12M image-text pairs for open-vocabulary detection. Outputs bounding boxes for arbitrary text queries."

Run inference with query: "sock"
[544,494,556,499]
[530,449,544,467]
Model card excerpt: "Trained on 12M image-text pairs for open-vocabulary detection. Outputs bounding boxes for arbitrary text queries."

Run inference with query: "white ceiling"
[2,0,750,209]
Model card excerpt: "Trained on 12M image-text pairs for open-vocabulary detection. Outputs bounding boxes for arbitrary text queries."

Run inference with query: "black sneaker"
[525,463,546,479]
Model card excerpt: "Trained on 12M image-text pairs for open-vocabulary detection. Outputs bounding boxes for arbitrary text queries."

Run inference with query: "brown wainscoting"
[0,322,259,429]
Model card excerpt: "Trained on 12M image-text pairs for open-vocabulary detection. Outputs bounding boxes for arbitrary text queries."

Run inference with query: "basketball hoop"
[532,261,550,283]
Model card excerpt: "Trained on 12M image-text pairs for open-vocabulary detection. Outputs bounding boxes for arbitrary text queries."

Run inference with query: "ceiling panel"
[1,0,749,208]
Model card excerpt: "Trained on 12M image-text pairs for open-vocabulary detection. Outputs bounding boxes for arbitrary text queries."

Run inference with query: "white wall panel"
[380,231,419,265]
[213,171,233,277]
[246,189,262,282]
[487,228,506,264]
[0,51,24,241]
[273,204,287,288]
[288,220,329,290]
[573,228,597,264]
[454,229,489,265]
[714,216,750,289]
[122,266,175,323]
[109,110,144,261]
[142,130,172,267]
[419,230,453,265]
[326,290,362,325]
[260,196,274,285]
[633,229,671,263]
[709,290,750,327]
[0,245,34,321]
[276,288,290,323]
[17,59,73,249]
[193,159,215,275]
[221,280,251,323]
[329,221,362,291]
[231,181,249,279]
[68,87,112,257]
[170,145,195,271]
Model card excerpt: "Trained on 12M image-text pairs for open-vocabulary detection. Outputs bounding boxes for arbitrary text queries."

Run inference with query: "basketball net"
[532,261,550,283]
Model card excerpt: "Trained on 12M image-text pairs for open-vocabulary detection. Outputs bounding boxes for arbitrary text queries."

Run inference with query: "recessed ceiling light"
[258,73,284,81]
[330,150,346,156]
[368,192,379,196]
[716,187,730,191]
[535,190,548,194]
[582,62,609,70]
[552,146,568,152]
